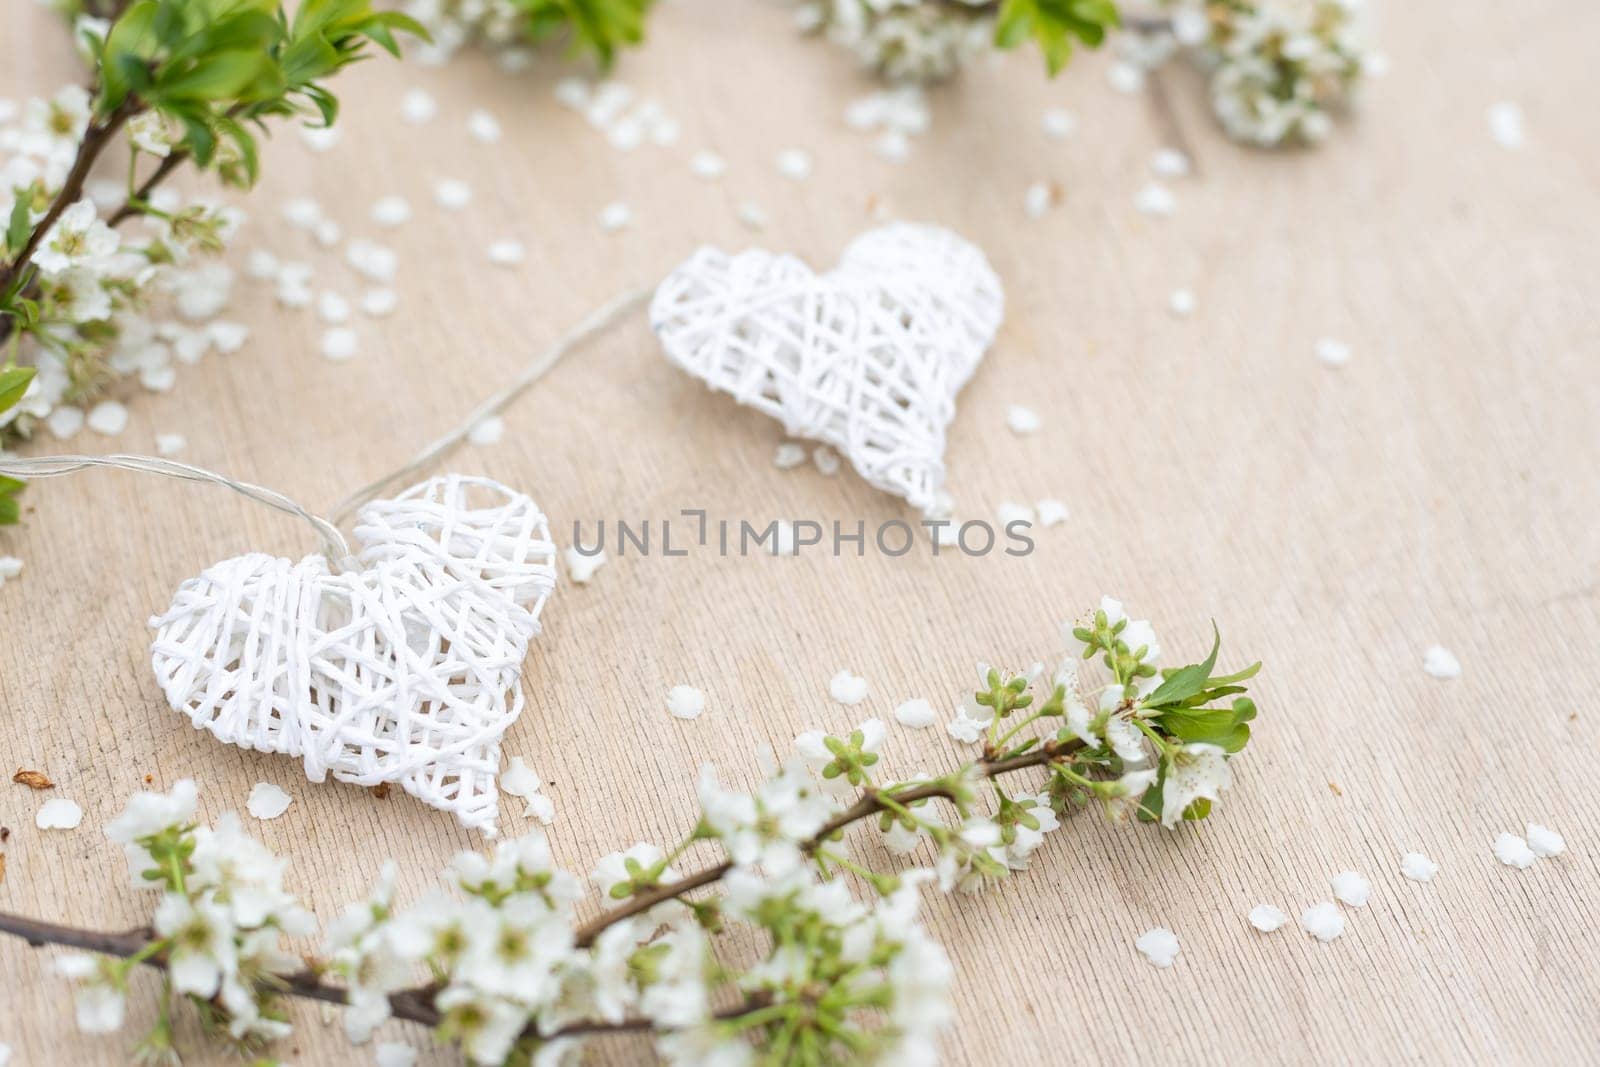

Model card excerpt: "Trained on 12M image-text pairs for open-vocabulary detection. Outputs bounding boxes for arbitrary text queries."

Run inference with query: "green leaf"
[4,197,31,256]
[156,50,275,101]
[0,367,35,414]
[1143,623,1221,707]
[0,494,19,525]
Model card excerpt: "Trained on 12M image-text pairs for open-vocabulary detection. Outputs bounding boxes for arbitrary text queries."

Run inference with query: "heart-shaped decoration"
[148,475,557,832]
[650,222,1004,512]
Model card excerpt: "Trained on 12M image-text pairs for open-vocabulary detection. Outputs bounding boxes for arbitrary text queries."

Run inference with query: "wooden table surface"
[3,2,1598,1063]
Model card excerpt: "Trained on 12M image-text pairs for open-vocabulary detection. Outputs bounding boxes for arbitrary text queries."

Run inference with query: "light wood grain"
[3,1,1599,1064]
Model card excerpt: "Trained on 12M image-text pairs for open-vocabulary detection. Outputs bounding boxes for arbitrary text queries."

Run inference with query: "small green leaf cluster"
[995,0,1121,75]
[510,0,654,68]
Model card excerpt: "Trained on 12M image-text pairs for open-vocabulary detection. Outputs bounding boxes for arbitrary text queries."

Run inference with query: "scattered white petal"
[400,88,437,124]
[360,288,398,318]
[207,321,248,353]
[1006,404,1041,435]
[1248,904,1288,932]
[313,218,342,248]
[1041,108,1075,139]
[829,669,869,706]
[1422,645,1460,679]
[1331,870,1371,907]
[280,197,322,230]
[345,239,397,282]
[246,782,292,820]
[1151,148,1190,178]
[565,545,606,584]
[434,178,472,210]
[1035,498,1069,527]
[86,400,128,436]
[812,446,840,476]
[737,202,768,230]
[1486,101,1525,150]
[773,442,807,470]
[1023,180,1053,219]
[244,248,279,281]
[46,405,84,440]
[946,705,992,743]
[141,365,176,393]
[375,1041,418,1067]
[690,150,727,179]
[997,501,1035,529]
[487,240,526,267]
[500,756,554,823]
[1134,926,1179,968]
[467,109,502,144]
[0,556,23,581]
[370,196,411,228]
[320,327,358,362]
[1300,901,1346,942]
[894,698,936,729]
[468,416,505,446]
[36,797,83,830]
[875,130,910,162]
[598,202,633,233]
[1169,288,1196,317]
[1493,832,1535,869]
[154,433,187,457]
[299,125,340,153]
[1400,851,1438,882]
[666,685,706,721]
[776,148,813,180]
[317,291,350,324]
[1107,62,1145,94]
[554,77,590,110]
[1315,337,1352,367]
[1526,823,1565,858]
[1135,183,1176,217]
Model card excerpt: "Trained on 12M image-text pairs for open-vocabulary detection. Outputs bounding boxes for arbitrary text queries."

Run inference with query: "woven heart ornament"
[650,222,1004,512]
[148,475,557,832]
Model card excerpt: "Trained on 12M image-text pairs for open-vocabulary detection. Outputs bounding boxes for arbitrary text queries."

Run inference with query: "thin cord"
[0,454,353,563]
[327,285,650,527]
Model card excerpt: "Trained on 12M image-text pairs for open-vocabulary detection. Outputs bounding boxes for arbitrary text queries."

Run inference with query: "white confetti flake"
[280,196,322,230]
[1493,832,1536,869]
[317,291,350,324]
[1331,870,1371,907]
[1036,498,1069,527]
[468,416,505,446]
[565,546,606,584]
[500,756,555,824]
[598,202,633,233]
[1041,108,1076,139]
[345,239,397,283]
[1023,181,1053,219]
[154,433,187,456]
[86,400,128,436]
[829,669,869,706]
[370,196,412,228]
[1169,288,1196,316]
[246,782,292,820]
[360,288,398,318]
[35,797,83,830]
[1314,337,1352,367]
[375,1042,418,1067]
[737,202,768,231]
[812,445,841,476]
[773,442,807,470]
[487,240,526,267]
[1300,901,1346,942]
[46,405,84,440]
[997,502,1035,529]
[400,88,437,124]
[1248,904,1288,932]
[1135,182,1176,217]
[1107,61,1146,94]
[1486,101,1525,150]
[1526,823,1565,858]
[1151,148,1191,178]
[1400,851,1438,882]
[690,150,727,179]
[320,327,358,362]
[300,124,340,153]
[1422,645,1461,679]
[467,109,502,144]
[893,698,936,729]
[434,178,472,211]
[1134,926,1180,968]
[776,148,813,180]
[666,685,706,721]
[1006,404,1042,435]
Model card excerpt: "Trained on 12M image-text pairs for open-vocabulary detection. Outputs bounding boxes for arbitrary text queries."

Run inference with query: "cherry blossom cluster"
[400,0,654,69]
[794,0,997,83]
[26,598,1259,1065]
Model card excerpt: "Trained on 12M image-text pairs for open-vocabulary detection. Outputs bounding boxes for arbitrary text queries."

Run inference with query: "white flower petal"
[245,782,291,820]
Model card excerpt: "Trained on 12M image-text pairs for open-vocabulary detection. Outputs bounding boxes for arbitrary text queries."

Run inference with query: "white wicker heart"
[148,475,557,832]
[649,222,1004,512]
